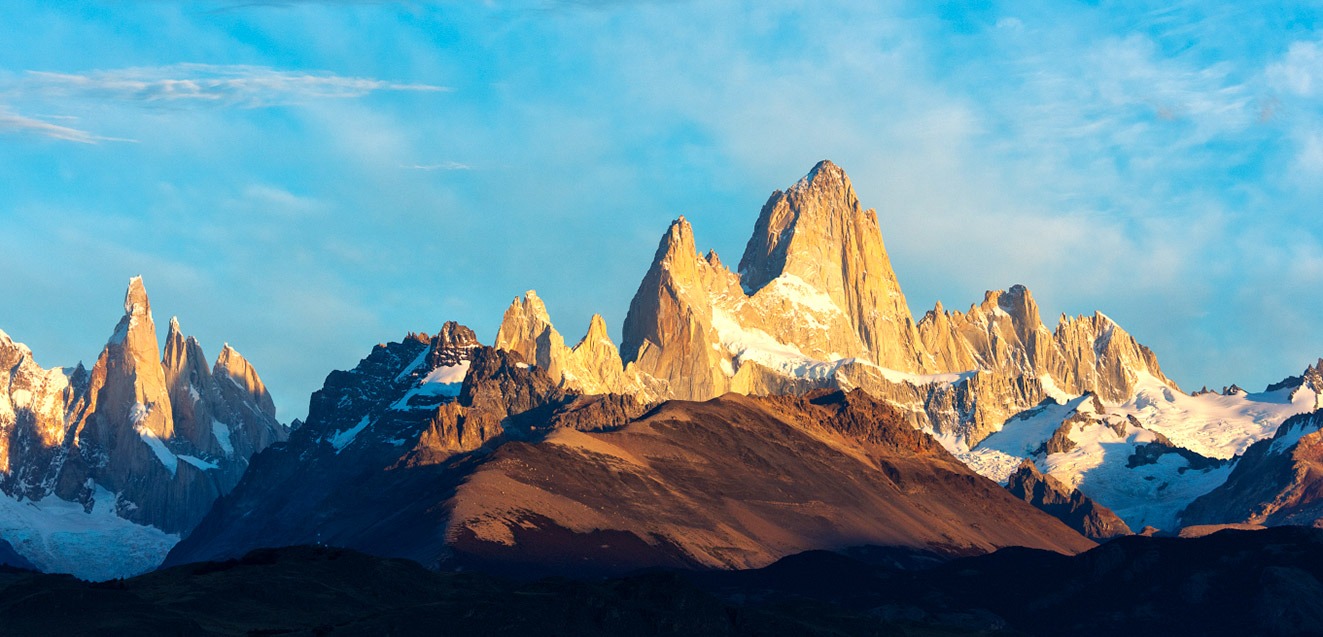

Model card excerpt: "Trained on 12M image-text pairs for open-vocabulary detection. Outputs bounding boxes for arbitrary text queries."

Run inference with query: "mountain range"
[3,160,1323,600]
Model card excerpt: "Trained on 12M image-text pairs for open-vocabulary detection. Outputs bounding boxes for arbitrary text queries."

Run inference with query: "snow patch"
[974,394,1235,531]
[392,348,430,383]
[390,361,470,410]
[1270,415,1323,455]
[422,361,470,385]
[212,419,234,456]
[329,415,372,452]
[178,455,218,471]
[131,403,177,476]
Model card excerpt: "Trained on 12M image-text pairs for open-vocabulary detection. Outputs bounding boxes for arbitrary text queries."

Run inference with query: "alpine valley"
[5,162,1323,633]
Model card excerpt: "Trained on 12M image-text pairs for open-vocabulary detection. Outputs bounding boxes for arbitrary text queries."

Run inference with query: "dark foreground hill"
[6,527,1323,636]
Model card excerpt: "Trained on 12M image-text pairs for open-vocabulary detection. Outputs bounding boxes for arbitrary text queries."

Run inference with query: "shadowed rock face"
[164,325,569,569]
[166,328,1093,575]
[1005,459,1132,540]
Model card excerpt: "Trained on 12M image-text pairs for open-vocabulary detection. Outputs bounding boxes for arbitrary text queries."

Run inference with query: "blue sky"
[2,1,1322,419]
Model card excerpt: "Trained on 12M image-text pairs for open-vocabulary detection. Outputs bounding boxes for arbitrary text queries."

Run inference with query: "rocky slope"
[166,326,1093,574]
[446,390,1093,576]
[0,277,287,579]
[1004,458,1131,540]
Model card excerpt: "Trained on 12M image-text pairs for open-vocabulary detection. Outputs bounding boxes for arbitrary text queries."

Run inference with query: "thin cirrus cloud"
[12,63,447,108]
[0,108,136,144]
[0,63,446,143]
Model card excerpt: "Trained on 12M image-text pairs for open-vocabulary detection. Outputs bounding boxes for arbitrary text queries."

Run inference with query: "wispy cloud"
[7,63,447,109]
[0,108,136,144]
[402,161,470,170]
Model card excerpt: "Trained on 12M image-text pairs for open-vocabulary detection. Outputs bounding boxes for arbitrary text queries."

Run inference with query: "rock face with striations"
[1005,458,1132,540]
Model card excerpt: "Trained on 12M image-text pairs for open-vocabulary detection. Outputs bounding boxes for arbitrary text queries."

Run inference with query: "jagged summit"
[655,215,700,268]
[496,291,637,397]
[494,161,1197,459]
[436,321,480,349]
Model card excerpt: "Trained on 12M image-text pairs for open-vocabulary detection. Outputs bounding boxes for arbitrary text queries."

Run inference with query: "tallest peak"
[794,160,850,191]
[124,275,151,317]
[807,159,842,178]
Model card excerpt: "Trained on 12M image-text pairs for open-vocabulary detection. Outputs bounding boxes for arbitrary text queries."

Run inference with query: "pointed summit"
[124,275,150,317]
[162,316,188,377]
[563,313,630,395]
[621,216,729,398]
[654,216,701,272]
[581,313,611,346]
[214,344,276,418]
[738,161,925,372]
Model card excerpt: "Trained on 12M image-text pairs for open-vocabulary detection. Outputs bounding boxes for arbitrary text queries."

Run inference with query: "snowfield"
[0,486,178,581]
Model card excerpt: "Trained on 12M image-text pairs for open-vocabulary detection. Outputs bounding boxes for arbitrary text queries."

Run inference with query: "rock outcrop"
[0,330,83,500]
[1005,459,1132,540]
[167,324,572,567]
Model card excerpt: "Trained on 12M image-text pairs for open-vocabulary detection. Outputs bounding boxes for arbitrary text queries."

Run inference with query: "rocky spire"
[162,316,219,452]
[214,344,276,419]
[495,291,567,383]
[563,314,628,395]
[621,216,729,400]
[96,275,175,440]
[495,292,637,396]
[1051,312,1178,402]
[737,160,925,372]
